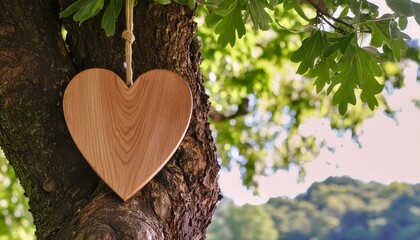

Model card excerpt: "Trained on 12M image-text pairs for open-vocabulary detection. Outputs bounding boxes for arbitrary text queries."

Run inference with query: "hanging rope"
[122,0,135,87]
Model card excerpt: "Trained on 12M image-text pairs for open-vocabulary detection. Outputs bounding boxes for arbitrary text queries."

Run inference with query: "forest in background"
[207,176,420,240]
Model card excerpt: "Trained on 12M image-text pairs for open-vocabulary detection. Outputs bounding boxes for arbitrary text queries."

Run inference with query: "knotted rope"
[122,0,135,87]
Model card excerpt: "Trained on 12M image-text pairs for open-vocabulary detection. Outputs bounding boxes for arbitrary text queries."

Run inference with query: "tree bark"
[0,0,220,239]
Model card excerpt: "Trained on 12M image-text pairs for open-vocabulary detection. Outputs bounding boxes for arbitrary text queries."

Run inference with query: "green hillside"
[208,177,420,240]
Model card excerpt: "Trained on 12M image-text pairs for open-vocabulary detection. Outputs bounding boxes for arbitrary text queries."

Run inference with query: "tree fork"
[0,0,220,239]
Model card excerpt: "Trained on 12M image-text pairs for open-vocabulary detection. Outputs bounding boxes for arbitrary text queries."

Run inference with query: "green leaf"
[327,45,383,115]
[323,33,355,57]
[359,46,383,110]
[60,0,90,19]
[390,37,408,61]
[368,17,409,61]
[413,2,420,25]
[290,31,328,74]
[207,0,246,47]
[154,0,172,4]
[368,19,408,61]
[360,74,383,110]
[363,46,382,57]
[349,0,379,19]
[101,0,123,37]
[390,21,411,40]
[73,0,104,24]
[386,0,420,25]
[188,0,195,9]
[398,16,408,30]
[247,0,274,30]
[369,19,392,47]
[366,1,379,15]
[308,57,334,93]
[214,0,237,16]
[339,6,350,18]
[386,0,414,16]
[283,0,310,21]
[205,12,224,28]
[327,62,358,115]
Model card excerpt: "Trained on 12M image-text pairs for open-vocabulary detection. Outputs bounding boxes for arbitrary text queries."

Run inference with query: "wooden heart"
[63,68,192,201]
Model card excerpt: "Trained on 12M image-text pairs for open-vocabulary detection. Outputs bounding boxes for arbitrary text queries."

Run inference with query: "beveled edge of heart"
[63,68,193,201]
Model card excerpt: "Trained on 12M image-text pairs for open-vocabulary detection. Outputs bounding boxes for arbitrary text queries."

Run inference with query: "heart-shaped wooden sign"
[63,68,192,201]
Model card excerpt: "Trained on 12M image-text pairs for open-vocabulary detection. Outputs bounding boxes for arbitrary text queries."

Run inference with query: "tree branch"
[305,0,372,34]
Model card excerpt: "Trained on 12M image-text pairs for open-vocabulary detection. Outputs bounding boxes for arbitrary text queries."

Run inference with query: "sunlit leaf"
[290,30,328,74]
[247,0,274,30]
[208,0,246,47]
[205,12,223,28]
[284,0,310,21]
[214,0,237,16]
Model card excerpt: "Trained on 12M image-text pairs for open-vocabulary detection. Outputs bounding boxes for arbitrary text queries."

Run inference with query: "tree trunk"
[0,0,220,239]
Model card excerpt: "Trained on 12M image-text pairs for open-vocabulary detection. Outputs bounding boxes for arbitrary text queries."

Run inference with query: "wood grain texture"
[63,68,192,201]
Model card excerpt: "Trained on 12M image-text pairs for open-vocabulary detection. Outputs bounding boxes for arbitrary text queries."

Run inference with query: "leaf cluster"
[292,32,385,115]
[284,0,417,115]
[201,0,417,114]
[60,0,127,36]
[204,0,276,47]
[59,0,197,36]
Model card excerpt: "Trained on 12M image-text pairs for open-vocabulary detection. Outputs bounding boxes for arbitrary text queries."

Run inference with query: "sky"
[220,7,420,205]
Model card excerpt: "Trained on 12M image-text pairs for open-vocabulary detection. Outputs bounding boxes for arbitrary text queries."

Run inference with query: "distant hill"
[207,176,420,240]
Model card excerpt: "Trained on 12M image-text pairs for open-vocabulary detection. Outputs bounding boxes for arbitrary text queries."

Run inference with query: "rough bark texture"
[0,0,220,239]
